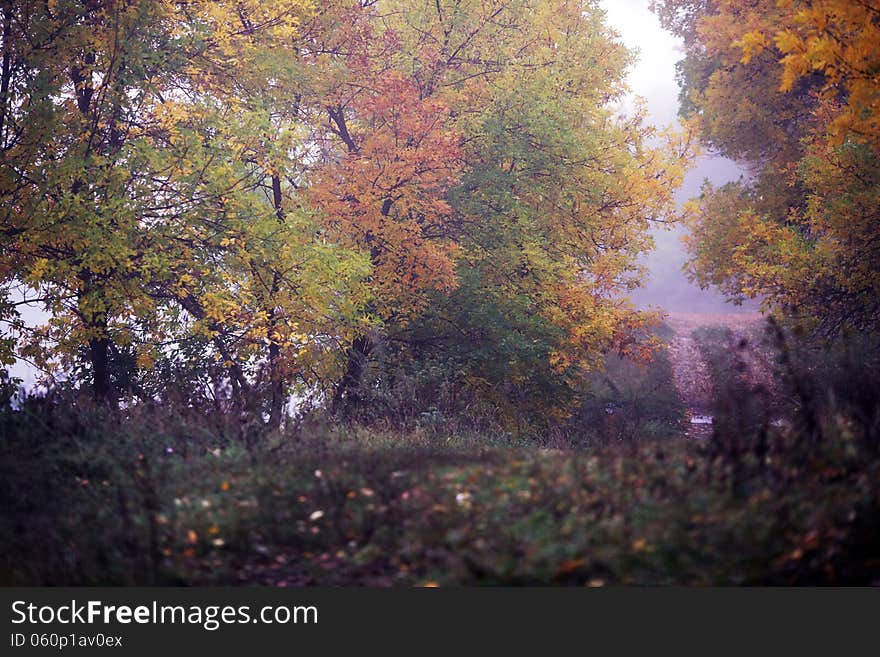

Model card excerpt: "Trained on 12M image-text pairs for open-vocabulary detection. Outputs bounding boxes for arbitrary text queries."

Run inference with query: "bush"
[3,323,879,586]
[2,397,878,585]
[574,347,687,446]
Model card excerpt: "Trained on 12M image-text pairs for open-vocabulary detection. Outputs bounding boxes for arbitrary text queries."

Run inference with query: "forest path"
[664,312,765,439]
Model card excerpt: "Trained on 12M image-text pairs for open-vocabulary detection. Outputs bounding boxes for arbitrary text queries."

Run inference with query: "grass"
[2,406,878,586]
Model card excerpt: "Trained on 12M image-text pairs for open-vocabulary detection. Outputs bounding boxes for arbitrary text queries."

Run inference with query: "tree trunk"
[332,334,373,414]
[0,3,13,146]
[79,265,112,404]
[72,14,112,405]
[266,174,286,429]
[267,339,284,429]
[90,333,111,403]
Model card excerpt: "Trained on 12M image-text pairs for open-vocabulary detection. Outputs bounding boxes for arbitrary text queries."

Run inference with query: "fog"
[599,0,756,313]
[628,156,758,313]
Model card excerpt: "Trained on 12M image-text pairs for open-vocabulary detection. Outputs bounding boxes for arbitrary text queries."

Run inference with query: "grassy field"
[2,411,878,586]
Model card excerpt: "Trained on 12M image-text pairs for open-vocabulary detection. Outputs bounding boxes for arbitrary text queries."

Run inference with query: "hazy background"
[599,0,754,313]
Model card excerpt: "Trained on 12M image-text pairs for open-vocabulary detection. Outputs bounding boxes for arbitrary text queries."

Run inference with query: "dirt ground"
[664,312,767,438]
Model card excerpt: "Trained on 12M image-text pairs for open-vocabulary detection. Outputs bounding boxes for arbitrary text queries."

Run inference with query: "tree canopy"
[1,0,689,426]
[653,0,880,336]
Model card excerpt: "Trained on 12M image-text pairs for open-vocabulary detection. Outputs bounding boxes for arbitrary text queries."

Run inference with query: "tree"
[0,0,187,400]
[141,0,369,424]
[655,0,880,335]
[317,0,692,422]
[1,0,691,430]
[0,0,368,414]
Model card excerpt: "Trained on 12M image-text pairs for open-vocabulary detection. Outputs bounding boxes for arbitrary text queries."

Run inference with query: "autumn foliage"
[307,70,462,320]
[654,0,880,336]
[0,0,689,425]
[2,1,880,589]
